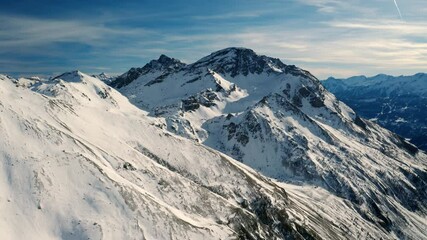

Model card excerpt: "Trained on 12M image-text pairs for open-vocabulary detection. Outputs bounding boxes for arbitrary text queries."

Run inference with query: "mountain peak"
[109,55,185,89]
[151,54,184,68]
[190,47,317,79]
[197,47,259,63]
[211,47,257,57]
[190,47,283,77]
[52,70,86,82]
[157,54,175,63]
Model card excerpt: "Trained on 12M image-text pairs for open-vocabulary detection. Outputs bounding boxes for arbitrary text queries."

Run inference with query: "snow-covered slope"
[112,47,427,239]
[0,71,377,239]
[322,74,427,151]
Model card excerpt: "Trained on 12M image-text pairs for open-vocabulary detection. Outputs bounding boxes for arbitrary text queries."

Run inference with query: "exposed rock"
[123,162,137,171]
[110,55,185,88]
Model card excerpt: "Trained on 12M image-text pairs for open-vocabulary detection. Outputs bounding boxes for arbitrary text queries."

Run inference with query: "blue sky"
[1,0,426,78]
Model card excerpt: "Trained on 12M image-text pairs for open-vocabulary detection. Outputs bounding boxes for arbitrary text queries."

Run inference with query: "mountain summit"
[110,54,185,88]
[189,47,315,79]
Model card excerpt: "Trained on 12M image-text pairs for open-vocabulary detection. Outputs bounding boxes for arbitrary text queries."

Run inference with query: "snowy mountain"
[5,70,410,240]
[322,73,427,151]
[1,48,427,239]
[1,71,352,239]
[112,47,427,239]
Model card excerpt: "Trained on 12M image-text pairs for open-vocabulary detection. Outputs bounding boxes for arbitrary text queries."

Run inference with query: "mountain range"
[1,47,426,239]
[322,74,427,151]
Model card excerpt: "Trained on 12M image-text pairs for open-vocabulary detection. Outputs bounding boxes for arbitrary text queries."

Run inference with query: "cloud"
[327,20,427,33]
[4,15,425,78]
[0,15,152,53]
[191,11,263,20]
[297,0,345,13]
[153,16,427,78]
[1,0,427,79]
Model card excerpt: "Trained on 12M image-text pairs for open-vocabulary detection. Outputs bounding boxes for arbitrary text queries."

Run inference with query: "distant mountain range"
[91,72,116,84]
[1,48,426,239]
[322,73,427,151]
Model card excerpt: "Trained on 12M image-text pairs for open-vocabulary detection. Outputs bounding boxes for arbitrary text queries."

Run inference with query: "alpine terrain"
[1,71,345,240]
[109,47,427,239]
[322,74,427,151]
[0,48,426,239]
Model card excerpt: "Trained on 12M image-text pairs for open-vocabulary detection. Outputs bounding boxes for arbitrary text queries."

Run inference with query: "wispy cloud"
[153,16,427,78]
[191,11,263,20]
[297,0,345,13]
[327,20,427,34]
[0,15,153,52]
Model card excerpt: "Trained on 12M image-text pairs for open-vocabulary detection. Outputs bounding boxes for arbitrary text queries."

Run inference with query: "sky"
[1,0,426,79]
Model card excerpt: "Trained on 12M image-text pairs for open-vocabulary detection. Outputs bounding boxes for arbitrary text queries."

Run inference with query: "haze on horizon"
[1,0,426,79]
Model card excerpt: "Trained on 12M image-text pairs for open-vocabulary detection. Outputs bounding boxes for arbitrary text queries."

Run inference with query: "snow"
[2,48,427,239]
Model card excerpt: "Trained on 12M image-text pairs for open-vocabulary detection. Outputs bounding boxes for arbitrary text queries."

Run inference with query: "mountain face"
[0,71,356,240]
[2,48,427,239]
[109,55,185,89]
[112,47,427,239]
[322,74,427,151]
